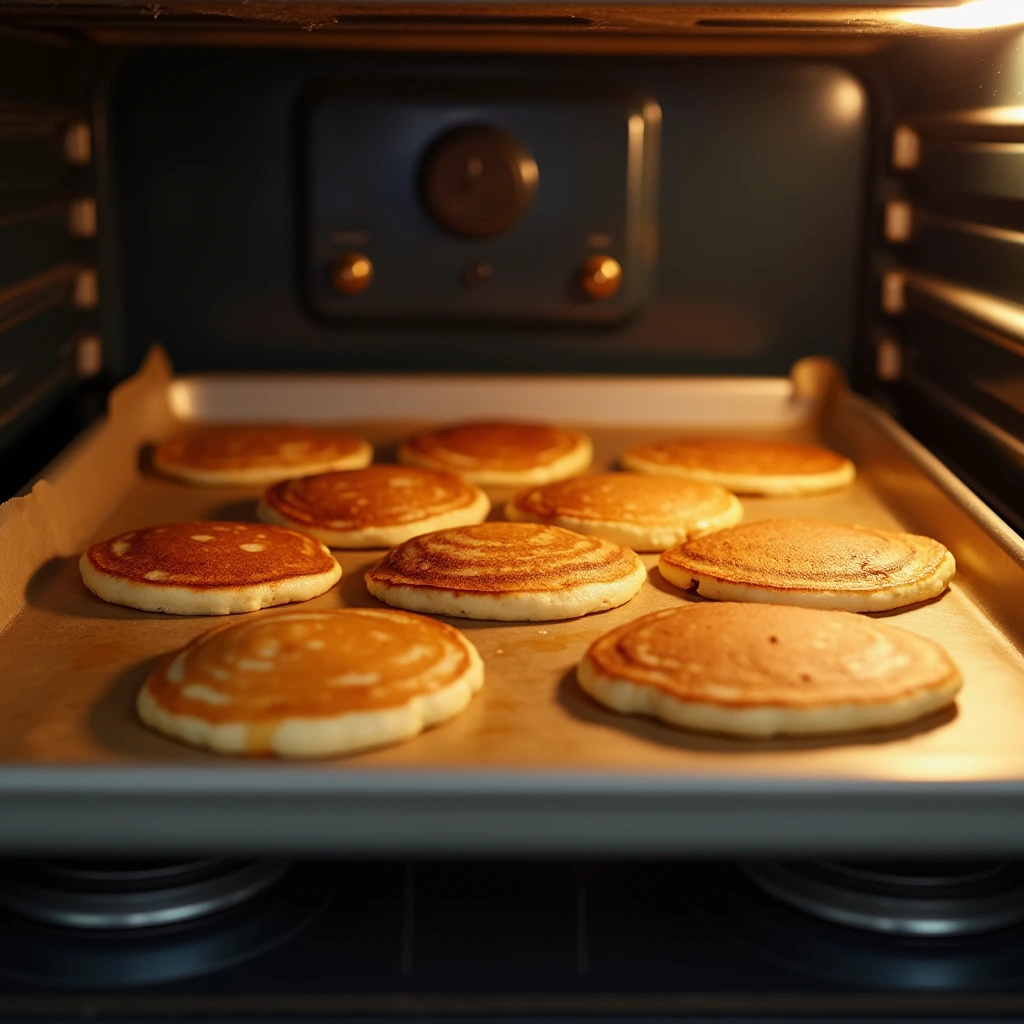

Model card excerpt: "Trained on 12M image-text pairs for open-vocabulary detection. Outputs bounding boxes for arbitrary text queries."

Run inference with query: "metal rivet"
[330,252,373,295]
[876,338,903,381]
[884,200,914,243]
[580,254,623,300]
[64,121,92,166]
[892,126,921,171]
[73,268,99,309]
[881,270,906,315]
[76,334,103,378]
[68,197,97,239]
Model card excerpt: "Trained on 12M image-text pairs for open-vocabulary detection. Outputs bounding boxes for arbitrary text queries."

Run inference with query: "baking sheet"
[1,349,1023,855]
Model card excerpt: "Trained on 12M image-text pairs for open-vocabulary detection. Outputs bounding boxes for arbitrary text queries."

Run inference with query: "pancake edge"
[364,555,648,621]
[80,552,342,615]
[153,441,374,487]
[398,433,593,487]
[576,655,962,739]
[620,452,856,496]
[505,491,744,552]
[137,630,484,757]
[257,487,491,549]
[657,549,957,612]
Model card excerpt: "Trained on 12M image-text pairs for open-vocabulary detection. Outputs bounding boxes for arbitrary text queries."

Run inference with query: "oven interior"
[2,1,1024,1017]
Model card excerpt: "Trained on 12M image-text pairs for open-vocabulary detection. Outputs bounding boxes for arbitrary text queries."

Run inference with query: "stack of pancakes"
[79,416,961,756]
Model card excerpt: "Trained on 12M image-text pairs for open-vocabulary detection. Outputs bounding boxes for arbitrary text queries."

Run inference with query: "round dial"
[420,126,538,238]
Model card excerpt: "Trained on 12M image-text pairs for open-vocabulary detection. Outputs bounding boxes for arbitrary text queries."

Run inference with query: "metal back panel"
[108,49,868,377]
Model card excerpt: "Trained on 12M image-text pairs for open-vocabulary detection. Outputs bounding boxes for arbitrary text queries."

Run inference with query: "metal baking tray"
[1,350,1023,856]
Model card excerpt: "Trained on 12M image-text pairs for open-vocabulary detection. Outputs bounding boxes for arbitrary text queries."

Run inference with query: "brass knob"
[331,252,373,295]
[580,254,622,300]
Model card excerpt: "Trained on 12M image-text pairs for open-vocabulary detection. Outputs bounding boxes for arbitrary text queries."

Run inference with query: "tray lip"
[2,765,1024,793]
[3,769,1024,856]
[163,368,817,426]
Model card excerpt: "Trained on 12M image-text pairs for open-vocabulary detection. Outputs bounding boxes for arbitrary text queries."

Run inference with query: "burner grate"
[743,860,1024,937]
[0,858,289,930]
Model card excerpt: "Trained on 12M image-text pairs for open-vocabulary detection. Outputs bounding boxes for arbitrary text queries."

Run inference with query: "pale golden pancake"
[365,521,646,621]
[154,425,372,486]
[138,608,483,757]
[506,473,743,551]
[658,519,955,612]
[80,521,341,615]
[622,438,855,496]
[399,421,592,486]
[578,603,961,738]
[259,465,490,548]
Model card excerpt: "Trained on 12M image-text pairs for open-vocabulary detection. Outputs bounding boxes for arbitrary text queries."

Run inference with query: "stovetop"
[3,860,1024,1019]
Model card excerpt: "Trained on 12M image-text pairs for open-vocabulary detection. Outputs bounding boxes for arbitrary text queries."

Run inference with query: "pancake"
[506,473,743,551]
[658,519,955,612]
[577,603,961,738]
[399,421,592,486]
[365,521,647,621]
[154,424,373,486]
[259,465,490,548]
[621,438,855,496]
[80,521,341,615]
[138,608,483,757]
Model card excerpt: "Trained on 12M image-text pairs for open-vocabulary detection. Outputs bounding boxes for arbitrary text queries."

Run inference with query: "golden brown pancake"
[658,519,955,612]
[399,421,592,486]
[578,603,961,738]
[506,472,743,551]
[154,424,373,486]
[365,521,647,621]
[621,438,855,496]
[259,465,490,548]
[138,608,484,757]
[80,521,341,615]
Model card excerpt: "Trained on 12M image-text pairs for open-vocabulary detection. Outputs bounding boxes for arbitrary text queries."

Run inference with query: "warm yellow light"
[898,0,1024,29]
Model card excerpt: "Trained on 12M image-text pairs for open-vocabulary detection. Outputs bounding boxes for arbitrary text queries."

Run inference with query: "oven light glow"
[897,0,1024,30]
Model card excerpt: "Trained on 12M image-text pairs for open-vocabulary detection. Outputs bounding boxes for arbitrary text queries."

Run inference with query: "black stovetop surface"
[1,861,1024,1020]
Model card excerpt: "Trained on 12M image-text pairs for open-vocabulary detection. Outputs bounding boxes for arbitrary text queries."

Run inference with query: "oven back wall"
[109,49,867,376]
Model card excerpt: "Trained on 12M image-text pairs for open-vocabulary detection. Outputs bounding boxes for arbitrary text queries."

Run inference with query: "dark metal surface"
[911,214,1024,309]
[916,143,1024,204]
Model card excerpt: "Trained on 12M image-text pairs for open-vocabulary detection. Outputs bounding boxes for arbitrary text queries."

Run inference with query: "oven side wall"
[0,28,107,497]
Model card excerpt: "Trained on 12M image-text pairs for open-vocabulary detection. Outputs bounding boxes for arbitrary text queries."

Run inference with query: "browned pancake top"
[368,522,643,593]
[264,466,481,530]
[512,473,736,525]
[155,425,368,472]
[626,438,848,476]
[86,522,337,589]
[145,609,473,731]
[404,421,584,471]
[586,603,956,708]
[661,519,948,593]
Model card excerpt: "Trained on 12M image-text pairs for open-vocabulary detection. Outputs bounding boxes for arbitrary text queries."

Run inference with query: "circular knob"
[580,254,622,300]
[421,126,538,238]
[331,252,373,295]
